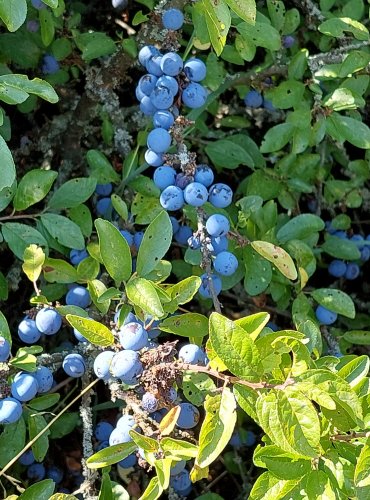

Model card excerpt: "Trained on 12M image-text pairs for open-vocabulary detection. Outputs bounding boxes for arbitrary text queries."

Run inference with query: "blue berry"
[136,85,146,101]
[229,431,242,447]
[134,231,145,250]
[178,344,205,365]
[198,273,222,298]
[184,182,208,207]
[315,305,337,325]
[63,353,86,378]
[145,148,164,167]
[194,164,214,187]
[162,9,184,30]
[35,366,53,393]
[109,428,132,445]
[31,0,46,8]
[153,165,177,190]
[110,350,143,384]
[207,236,228,255]
[147,128,171,154]
[140,96,156,115]
[74,327,88,343]
[282,35,295,48]
[345,262,360,280]
[360,246,370,262]
[96,197,112,217]
[214,251,238,276]
[116,414,136,432]
[244,430,257,447]
[0,397,23,424]
[95,440,109,451]
[184,58,207,82]
[119,322,148,351]
[35,308,62,335]
[170,460,186,476]
[41,54,60,75]
[208,183,233,208]
[27,463,45,481]
[174,225,193,245]
[70,248,89,266]
[328,260,347,278]
[170,470,192,496]
[146,55,163,77]
[156,75,179,96]
[0,336,10,362]
[175,173,193,189]
[138,74,158,96]
[118,453,137,468]
[94,351,115,380]
[11,372,39,402]
[187,235,201,249]
[26,20,40,32]
[120,229,134,246]
[95,421,114,441]
[46,465,63,484]
[263,98,276,111]
[333,230,347,239]
[160,185,184,211]
[266,322,279,332]
[176,403,200,429]
[160,52,183,76]
[206,214,230,237]
[170,216,180,234]
[153,110,175,129]
[182,82,208,108]
[150,86,174,109]
[141,392,158,413]
[66,286,91,309]
[138,45,160,67]
[244,90,263,108]
[19,450,35,466]
[95,183,113,196]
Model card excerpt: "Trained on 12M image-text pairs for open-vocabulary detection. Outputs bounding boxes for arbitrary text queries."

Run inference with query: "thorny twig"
[80,372,98,499]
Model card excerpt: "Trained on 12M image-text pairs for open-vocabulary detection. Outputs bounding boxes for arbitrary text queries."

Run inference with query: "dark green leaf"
[48,178,97,210]
[13,169,57,211]
[312,288,355,319]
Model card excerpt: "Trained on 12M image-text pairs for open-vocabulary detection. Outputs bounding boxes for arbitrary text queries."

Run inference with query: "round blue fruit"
[119,322,148,351]
[116,414,136,433]
[174,225,193,245]
[157,75,179,96]
[315,305,337,325]
[147,127,171,154]
[150,85,174,109]
[110,350,143,384]
[96,197,112,217]
[118,453,137,468]
[46,465,63,483]
[0,397,23,424]
[178,344,205,365]
[95,440,109,451]
[187,235,201,250]
[11,372,39,402]
[162,8,184,30]
[194,164,214,187]
[35,308,62,335]
[184,58,207,82]
[175,173,193,189]
[27,463,45,481]
[160,52,183,76]
[170,216,180,235]
[282,35,295,48]
[141,392,158,413]
[74,327,88,343]
[176,402,200,429]
[153,110,175,129]
[94,351,115,380]
[207,236,228,255]
[146,55,163,77]
[140,96,156,115]
[138,74,158,96]
[153,165,177,191]
[184,182,208,207]
[360,246,370,262]
[70,248,89,266]
[62,353,86,378]
[170,469,192,495]
[0,336,10,362]
[208,183,233,208]
[328,260,347,278]
[66,286,91,309]
[95,183,113,196]
[244,90,263,108]
[134,231,145,250]
[198,273,222,298]
[120,229,134,246]
[214,251,239,276]
[345,262,360,280]
[206,214,230,237]
[138,45,160,67]
[109,427,133,445]
[95,421,114,441]
[170,460,186,476]
[144,148,163,167]
[182,82,208,108]
[41,54,60,75]
[160,185,184,211]
[31,0,46,8]
[19,450,35,466]
[35,366,54,393]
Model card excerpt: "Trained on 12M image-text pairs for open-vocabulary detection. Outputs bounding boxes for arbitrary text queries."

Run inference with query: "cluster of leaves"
[0,0,370,499]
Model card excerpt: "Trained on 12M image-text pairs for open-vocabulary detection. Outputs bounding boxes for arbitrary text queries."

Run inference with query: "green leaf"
[43,257,79,284]
[205,139,254,169]
[77,256,100,282]
[277,214,325,243]
[318,17,369,40]
[48,177,97,210]
[237,20,281,51]
[0,135,16,191]
[344,330,370,345]
[111,194,128,221]
[129,429,159,452]
[68,204,93,238]
[225,0,256,23]
[260,123,294,153]
[13,169,57,211]
[140,476,163,500]
[40,214,85,250]
[42,0,59,9]
[161,437,198,459]
[125,277,164,319]
[9,347,37,372]
[209,312,260,379]
[75,32,117,61]
[196,387,237,468]
[243,245,272,296]
[40,7,55,46]
[182,372,216,406]
[233,384,258,421]
[22,244,45,283]
[269,80,305,109]
[160,313,208,339]
[66,315,114,347]
[338,355,370,387]
[136,211,172,277]
[86,150,120,184]
[50,412,79,439]
[327,113,370,149]
[202,0,231,56]
[312,288,355,319]
[165,276,201,311]
[18,480,56,500]
[251,241,298,280]
[0,310,11,346]
[56,305,89,317]
[249,472,300,500]
[99,472,113,500]
[29,414,50,462]
[95,218,132,283]
[86,442,138,468]
[235,312,270,339]
[131,193,163,224]
[88,279,111,314]
[28,393,60,411]
[0,417,26,468]
[253,444,311,480]
[0,74,58,104]
[2,223,48,260]
[321,235,361,260]
[256,388,321,459]
[0,0,27,32]
[354,439,370,491]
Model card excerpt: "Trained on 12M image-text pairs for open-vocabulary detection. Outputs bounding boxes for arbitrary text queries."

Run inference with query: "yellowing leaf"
[66,314,114,347]
[251,241,298,280]
[22,244,45,282]
[159,406,181,436]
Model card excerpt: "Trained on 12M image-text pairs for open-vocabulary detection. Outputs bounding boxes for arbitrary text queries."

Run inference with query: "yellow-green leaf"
[251,241,298,280]
[66,314,114,347]
[22,244,45,282]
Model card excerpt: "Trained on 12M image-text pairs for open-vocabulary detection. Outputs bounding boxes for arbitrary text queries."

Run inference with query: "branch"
[289,0,325,28]
[330,431,370,442]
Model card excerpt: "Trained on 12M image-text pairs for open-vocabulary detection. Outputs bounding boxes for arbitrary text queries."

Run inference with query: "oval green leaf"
[66,314,114,347]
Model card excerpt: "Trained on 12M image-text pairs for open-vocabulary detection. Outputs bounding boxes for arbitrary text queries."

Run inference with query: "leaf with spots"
[251,241,297,281]
[160,313,208,338]
[243,245,272,296]
[13,169,57,211]
[136,210,172,278]
[66,314,114,347]
[311,288,355,319]
[40,214,85,250]
[202,0,231,56]
[182,372,216,406]
[125,276,164,319]
[225,0,256,23]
